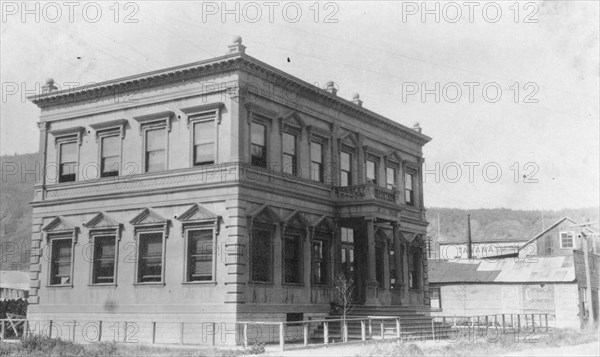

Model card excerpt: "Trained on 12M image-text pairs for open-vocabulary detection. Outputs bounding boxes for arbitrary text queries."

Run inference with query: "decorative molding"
[83,212,123,241]
[42,216,79,243]
[176,203,221,237]
[129,208,170,238]
[89,119,128,142]
[181,102,224,126]
[49,126,85,146]
[245,103,277,124]
[133,111,174,133]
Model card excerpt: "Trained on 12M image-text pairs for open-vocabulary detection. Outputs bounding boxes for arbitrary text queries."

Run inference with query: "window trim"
[250,119,270,168]
[366,157,378,184]
[134,111,173,173]
[430,287,442,310]
[134,230,167,285]
[282,231,304,285]
[47,235,75,287]
[282,130,299,176]
[404,171,416,206]
[182,225,217,284]
[98,132,122,178]
[89,234,119,286]
[559,231,575,249]
[385,163,399,190]
[340,149,354,187]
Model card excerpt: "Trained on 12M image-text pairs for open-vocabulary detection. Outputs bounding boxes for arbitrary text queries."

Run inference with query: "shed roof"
[429,255,575,284]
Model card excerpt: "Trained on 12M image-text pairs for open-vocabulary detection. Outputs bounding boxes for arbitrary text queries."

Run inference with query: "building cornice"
[29,52,431,146]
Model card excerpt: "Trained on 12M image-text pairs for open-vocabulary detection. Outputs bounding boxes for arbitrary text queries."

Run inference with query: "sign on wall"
[522,285,555,312]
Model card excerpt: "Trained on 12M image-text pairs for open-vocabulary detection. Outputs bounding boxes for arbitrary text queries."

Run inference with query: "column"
[382,239,391,305]
[402,240,410,304]
[365,217,379,305]
[393,223,403,291]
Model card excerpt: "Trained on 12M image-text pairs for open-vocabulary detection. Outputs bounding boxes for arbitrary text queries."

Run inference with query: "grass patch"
[0,335,245,357]
[362,328,599,356]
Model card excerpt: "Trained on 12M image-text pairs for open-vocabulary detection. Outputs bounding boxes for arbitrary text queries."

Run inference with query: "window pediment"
[133,111,174,133]
[129,208,170,237]
[89,119,128,142]
[84,212,122,241]
[50,126,85,146]
[43,216,79,242]
[181,102,224,127]
[176,204,221,237]
[247,204,280,226]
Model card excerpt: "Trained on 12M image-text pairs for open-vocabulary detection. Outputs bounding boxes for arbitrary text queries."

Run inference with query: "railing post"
[49,320,53,338]
[545,314,549,332]
[361,320,366,341]
[431,319,435,341]
[502,314,506,333]
[151,322,156,345]
[24,320,29,339]
[368,319,372,337]
[180,322,184,346]
[323,321,328,344]
[343,321,348,343]
[1,320,5,342]
[303,323,308,346]
[395,318,400,339]
[243,323,248,348]
[279,322,285,351]
[72,320,77,341]
[123,321,128,343]
[517,315,521,332]
[380,320,384,339]
[98,321,103,342]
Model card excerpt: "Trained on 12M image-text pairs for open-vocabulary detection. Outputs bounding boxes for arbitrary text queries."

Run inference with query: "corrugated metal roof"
[429,255,575,284]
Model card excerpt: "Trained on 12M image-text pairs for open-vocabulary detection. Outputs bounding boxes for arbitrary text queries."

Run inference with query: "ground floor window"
[50,237,73,285]
[137,232,164,283]
[186,229,213,282]
[92,235,116,284]
[409,250,420,289]
[251,228,272,283]
[312,239,329,285]
[284,234,302,284]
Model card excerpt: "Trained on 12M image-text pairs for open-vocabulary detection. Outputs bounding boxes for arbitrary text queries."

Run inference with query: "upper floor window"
[341,227,354,243]
[193,120,215,166]
[92,235,117,284]
[560,232,574,249]
[405,172,415,206]
[59,141,77,183]
[186,229,214,282]
[251,122,267,168]
[250,227,272,282]
[366,159,377,184]
[386,166,397,190]
[100,135,120,177]
[49,237,73,285]
[311,141,324,182]
[282,132,297,175]
[340,151,352,186]
[137,232,164,283]
[145,128,166,173]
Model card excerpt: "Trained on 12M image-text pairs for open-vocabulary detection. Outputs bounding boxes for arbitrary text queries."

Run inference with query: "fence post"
[343,321,348,342]
[72,320,77,342]
[395,318,400,339]
[49,320,53,338]
[545,314,549,332]
[368,319,372,337]
[361,320,366,341]
[243,323,248,348]
[431,319,435,341]
[123,322,128,343]
[24,320,29,339]
[151,322,156,345]
[279,322,285,351]
[502,314,506,333]
[1,320,5,342]
[380,320,384,339]
[517,315,521,332]
[180,322,184,346]
[303,323,308,346]
[323,321,328,344]
[98,321,103,342]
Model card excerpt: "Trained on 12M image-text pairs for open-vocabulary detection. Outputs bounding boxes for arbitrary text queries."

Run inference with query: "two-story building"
[27,37,432,345]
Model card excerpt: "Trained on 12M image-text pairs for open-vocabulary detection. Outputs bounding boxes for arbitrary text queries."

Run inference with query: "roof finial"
[228,36,246,54]
[42,78,58,94]
[352,93,362,107]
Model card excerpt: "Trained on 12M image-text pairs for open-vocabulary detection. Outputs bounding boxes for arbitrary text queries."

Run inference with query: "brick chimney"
[325,81,337,96]
[227,36,246,54]
[42,78,58,94]
[352,93,363,107]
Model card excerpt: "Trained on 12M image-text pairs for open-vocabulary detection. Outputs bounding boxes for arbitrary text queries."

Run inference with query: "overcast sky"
[1,1,598,210]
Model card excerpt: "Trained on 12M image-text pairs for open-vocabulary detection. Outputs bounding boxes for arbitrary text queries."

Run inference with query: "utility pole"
[467,214,473,260]
[571,220,598,328]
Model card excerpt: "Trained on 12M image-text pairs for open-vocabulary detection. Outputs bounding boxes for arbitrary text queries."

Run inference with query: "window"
[366,159,377,184]
[386,167,397,190]
[409,251,420,289]
[186,229,213,282]
[284,234,302,284]
[375,245,384,287]
[137,232,164,283]
[282,132,297,175]
[560,232,574,249]
[311,141,324,182]
[193,120,215,166]
[251,122,267,167]
[340,151,352,186]
[145,128,166,172]
[341,228,354,243]
[92,236,116,284]
[545,235,553,255]
[430,287,441,309]
[250,228,272,282]
[405,172,415,206]
[312,239,329,285]
[59,142,77,183]
[341,228,354,281]
[50,238,73,285]
[100,136,120,177]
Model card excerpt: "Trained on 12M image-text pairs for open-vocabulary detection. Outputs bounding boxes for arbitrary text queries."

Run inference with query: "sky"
[1,1,598,210]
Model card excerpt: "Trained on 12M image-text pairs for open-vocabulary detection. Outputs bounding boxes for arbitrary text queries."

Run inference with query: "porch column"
[383,240,391,291]
[402,241,410,303]
[392,223,403,290]
[365,217,379,305]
